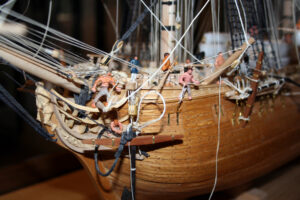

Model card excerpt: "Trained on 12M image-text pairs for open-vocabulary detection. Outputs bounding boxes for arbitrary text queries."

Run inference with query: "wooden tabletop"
[1,158,299,200]
[0,170,98,200]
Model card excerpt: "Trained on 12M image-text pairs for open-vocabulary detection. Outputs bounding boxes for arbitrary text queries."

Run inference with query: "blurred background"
[0,0,124,195]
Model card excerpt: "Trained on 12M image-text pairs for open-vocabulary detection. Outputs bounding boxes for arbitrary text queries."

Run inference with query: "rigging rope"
[292,0,300,65]
[128,142,136,200]
[263,0,281,69]
[0,83,56,141]
[208,76,222,200]
[234,0,249,46]
[100,0,117,36]
[1,58,118,138]
[33,0,52,57]
[140,0,203,64]
[115,0,211,106]
[120,0,157,42]
[134,90,166,131]
[0,8,146,74]
[94,126,136,177]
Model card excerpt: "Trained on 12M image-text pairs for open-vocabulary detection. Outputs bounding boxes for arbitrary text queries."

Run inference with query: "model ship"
[0,0,300,199]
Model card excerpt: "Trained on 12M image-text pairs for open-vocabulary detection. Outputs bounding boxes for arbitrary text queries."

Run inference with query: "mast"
[282,0,293,28]
[160,0,176,60]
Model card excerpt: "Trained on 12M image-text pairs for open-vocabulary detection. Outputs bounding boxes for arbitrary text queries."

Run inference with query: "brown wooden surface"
[82,134,183,146]
[0,152,81,195]
[0,170,99,200]
[1,158,299,200]
[44,81,300,199]
[73,88,300,199]
[242,52,264,127]
[201,37,255,85]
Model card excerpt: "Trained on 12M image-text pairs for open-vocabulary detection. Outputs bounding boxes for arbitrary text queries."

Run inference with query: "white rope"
[108,80,119,97]
[118,0,211,105]
[292,0,300,65]
[217,0,220,51]
[222,78,251,96]
[34,0,52,57]
[0,9,64,68]
[0,0,15,8]
[128,142,135,200]
[187,48,242,65]
[176,0,181,22]
[0,8,145,71]
[0,29,96,77]
[196,61,239,84]
[263,0,281,69]
[140,0,203,64]
[150,0,154,62]
[234,0,249,46]
[282,92,300,96]
[0,34,66,71]
[0,13,88,62]
[273,80,285,95]
[253,0,260,25]
[245,75,259,83]
[178,86,185,103]
[191,0,195,57]
[208,76,222,200]
[100,0,117,36]
[238,0,248,34]
[222,78,242,93]
[134,90,166,130]
[0,0,16,26]
[183,0,188,61]
[211,0,217,55]
[14,22,90,63]
[296,0,300,10]
[0,29,74,69]
[238,116,250,121]
[232,0,252,66]
[116,0,119,39]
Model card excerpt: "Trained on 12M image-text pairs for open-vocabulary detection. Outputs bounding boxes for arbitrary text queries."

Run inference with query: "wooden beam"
[201,37,255,85]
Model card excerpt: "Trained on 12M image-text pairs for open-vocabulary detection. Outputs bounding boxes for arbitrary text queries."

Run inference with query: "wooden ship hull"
[1,1,300,198]
[1,42,300,199]
[49,84,300,200]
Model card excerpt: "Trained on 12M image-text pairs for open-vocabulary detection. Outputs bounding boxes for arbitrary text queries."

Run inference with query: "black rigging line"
[0,71,23,88]
[271,75,300,88]
[94,126,136,177]
[0,83,56,141]
[0,57,120,136]
[119,0,158,42]
[225,0,278,72]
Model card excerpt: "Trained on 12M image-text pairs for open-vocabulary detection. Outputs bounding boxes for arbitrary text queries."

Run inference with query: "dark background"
[0,0,125,194]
